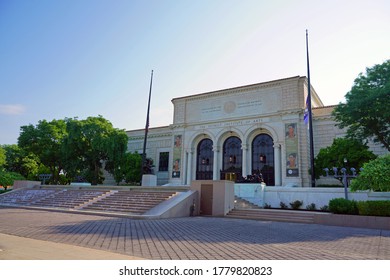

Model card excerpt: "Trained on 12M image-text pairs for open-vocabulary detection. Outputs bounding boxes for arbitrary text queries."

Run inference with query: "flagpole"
[141,70,154,175]
[306,30,316,187]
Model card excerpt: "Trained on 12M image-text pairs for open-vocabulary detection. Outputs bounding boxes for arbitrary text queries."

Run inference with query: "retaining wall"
[234,184,390,209]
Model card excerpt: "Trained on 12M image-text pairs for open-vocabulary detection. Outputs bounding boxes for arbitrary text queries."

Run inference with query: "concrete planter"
[314,213,390,230]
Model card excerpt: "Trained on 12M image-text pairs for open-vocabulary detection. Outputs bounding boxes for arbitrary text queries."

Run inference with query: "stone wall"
[235,184,390,209]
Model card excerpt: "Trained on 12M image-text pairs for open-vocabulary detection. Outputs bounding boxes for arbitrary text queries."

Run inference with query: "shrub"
[357,201,390,217]
[280,202,288,209]
[329,198,358,215]
[264,203,272,209]
[350,154,390,192]
[306,203,317,211]
[290,200,303,210]
[0,170,24,190]
[320,205,329,212]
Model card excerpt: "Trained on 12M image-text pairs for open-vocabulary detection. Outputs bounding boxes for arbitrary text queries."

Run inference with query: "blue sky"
[1,0,389,144]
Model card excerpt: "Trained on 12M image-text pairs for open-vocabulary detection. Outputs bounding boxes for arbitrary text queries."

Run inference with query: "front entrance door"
[196,139,213,180]
[252,134,275,185]
[200,184,213,215]
[221,136,242,181]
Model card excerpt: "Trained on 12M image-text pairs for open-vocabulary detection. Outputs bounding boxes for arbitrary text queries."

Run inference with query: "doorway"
[252,134,275,185]
[200,184,213,215]
[196,138,213,180]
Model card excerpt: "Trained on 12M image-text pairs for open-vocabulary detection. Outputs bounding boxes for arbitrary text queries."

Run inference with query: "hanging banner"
[172,135,182,178]
[285,123,299,177]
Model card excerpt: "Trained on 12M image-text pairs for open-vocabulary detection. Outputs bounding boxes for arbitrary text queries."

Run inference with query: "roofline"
[126,125,171,133]
[171,75,302,102]
[313,105,337,110]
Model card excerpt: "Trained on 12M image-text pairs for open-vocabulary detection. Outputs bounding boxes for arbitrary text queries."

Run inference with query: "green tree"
[350,154,390,192]
[1,144,40,180]
[123,152,142,184]
[63,116,128,185]
[0,146,5,167]
[18,119,67,183]
[333,59,390,151]
[0,170,24,190]
[0,146,26,190]
[314,138,377,178]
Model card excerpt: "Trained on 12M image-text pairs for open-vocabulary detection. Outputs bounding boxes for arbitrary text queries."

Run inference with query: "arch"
[221,136,242,181]
[245,124,279,145]
[215,128,244,149]
[196,138,214,180]
[252,134,275,185]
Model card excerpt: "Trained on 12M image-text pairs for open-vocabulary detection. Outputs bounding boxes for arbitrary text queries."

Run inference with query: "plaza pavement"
[0,207,389,260]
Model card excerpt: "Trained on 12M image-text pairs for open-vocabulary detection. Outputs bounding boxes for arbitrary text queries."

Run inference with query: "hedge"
[329,198,390,216]
[357,201,390,217]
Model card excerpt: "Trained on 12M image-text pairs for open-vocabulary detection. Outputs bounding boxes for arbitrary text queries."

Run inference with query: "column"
[212,145,219,180]
[274,144,281,186]
[241,144,248,178]
[186,149,193,185]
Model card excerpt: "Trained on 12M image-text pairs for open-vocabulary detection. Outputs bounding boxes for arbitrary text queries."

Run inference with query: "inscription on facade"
[195,118,267,130]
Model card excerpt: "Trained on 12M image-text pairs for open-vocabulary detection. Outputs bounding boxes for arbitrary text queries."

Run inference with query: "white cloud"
[0,104,26,115]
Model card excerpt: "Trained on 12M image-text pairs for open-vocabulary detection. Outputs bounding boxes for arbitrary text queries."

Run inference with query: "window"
[158,152,169,172]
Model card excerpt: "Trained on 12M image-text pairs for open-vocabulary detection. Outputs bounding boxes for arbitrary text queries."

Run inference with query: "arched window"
[221,136,242,180]
[252,134,274,185]
[196,139,213,180]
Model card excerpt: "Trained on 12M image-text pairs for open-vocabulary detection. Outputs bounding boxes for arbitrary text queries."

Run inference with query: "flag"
[303,95,309,125]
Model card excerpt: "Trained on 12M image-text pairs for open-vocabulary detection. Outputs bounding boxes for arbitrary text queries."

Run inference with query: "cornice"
[171,76,301,103]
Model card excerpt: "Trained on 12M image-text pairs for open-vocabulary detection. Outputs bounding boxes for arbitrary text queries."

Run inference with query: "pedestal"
[142,174,157,187]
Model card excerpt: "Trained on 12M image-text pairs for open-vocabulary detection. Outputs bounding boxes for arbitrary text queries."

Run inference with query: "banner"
[172,135,182,178]
[285,123,299,177]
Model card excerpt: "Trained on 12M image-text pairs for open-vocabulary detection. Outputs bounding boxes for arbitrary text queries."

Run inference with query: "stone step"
[227,209,315,224]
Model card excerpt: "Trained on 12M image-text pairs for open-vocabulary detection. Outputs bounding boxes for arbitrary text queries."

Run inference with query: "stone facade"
[126,76,387,187]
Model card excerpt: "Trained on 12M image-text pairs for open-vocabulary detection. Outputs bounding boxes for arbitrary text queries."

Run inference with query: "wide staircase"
[82,190,177,214]
[31,189,109,209]
[0,188,61,206]
[0,188,177,215]
[227,208,316,224]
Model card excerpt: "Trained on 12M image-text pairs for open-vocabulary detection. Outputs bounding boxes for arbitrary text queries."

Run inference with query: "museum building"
[125,76,369,187]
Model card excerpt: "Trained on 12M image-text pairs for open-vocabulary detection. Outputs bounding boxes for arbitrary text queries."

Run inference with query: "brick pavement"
[0,207,389,260]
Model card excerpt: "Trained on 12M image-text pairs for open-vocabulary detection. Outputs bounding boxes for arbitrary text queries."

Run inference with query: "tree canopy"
[17,116,128,185]
[18,119,67,183]
[62,116,128,185]
[0,146,5,167]
[314,138,377,178]
[350,154,390,192]
[1,144,40,180]
[333,59,390,151]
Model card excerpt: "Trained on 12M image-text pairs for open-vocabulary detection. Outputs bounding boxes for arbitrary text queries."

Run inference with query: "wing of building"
[126,76,387,187]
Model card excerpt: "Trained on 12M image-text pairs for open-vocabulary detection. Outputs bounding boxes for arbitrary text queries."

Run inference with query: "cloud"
[0,104,26,115]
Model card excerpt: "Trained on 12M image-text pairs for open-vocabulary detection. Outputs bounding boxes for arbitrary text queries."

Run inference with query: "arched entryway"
[252,134,275,185]
[221,136,242,181]
[196,138,213,180]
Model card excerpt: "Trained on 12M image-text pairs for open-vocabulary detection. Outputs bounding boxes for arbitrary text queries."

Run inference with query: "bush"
[350,154,390,192]
[329,198,358,215]
[280,202,289,209]
[306,203,317,211]
[357,201,390,217]
[0,170,24,190]
[290,200,303,210]
[264,203,272,209]
[320,205,329,212]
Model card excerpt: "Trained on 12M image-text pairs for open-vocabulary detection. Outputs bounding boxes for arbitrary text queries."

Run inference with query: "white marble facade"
[126,76,364,187]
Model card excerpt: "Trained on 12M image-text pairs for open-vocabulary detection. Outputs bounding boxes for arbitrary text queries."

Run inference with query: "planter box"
[314,213,390,230]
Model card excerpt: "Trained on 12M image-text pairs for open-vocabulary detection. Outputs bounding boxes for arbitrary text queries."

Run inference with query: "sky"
[1,0,389,145]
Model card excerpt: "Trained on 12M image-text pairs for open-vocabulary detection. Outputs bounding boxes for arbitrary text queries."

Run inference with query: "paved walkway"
[0,207,389,260]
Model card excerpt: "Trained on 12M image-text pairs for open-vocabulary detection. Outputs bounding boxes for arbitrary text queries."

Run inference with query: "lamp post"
[323,163,362,200]
[342,158,349,200]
